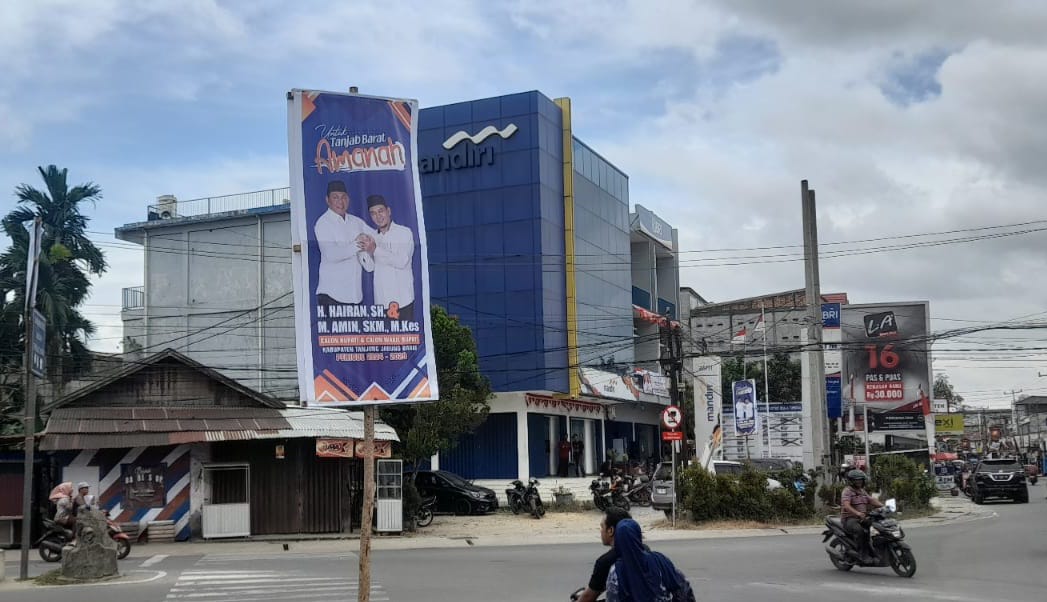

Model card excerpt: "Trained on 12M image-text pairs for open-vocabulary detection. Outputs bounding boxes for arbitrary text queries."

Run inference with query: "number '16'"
[865,344,900,370]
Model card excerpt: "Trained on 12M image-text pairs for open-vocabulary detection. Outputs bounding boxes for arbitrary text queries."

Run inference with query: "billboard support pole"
[19,216,42,582]
[358,404,375,602]
[864,404,872,482]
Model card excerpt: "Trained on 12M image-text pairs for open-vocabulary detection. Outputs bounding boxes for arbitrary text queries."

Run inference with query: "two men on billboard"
[314,183,416,318]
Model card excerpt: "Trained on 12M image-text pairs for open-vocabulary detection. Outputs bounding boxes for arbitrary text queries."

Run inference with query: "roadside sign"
[662,405,682,430]
[30,309,46,378]
[662,431,684,442]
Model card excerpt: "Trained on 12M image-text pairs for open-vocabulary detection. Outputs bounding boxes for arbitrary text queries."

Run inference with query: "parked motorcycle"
[589,479,611,511]
[524,478,546,519]
[506,480,528,514]
[415,496,437,528]
[37,517,131,562]
[621,474,652,507]
[821,498,916,578]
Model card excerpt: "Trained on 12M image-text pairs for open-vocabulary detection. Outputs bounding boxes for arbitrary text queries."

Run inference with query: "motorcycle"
[570,587,605,601]
[507,478,546,518]
[524,478,546,519]
[821,498,916,578]
[589,479,611,511]
[621,474,652,507]
[37,517,131,562]
[415,496,437,528]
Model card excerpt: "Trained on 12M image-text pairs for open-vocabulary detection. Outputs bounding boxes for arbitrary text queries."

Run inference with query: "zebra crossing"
[165,567,388,601]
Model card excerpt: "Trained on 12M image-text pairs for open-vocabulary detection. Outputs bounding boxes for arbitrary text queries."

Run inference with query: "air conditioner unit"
[156,194,178,219]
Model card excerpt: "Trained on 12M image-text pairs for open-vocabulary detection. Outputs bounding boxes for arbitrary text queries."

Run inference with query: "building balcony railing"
[122,285,144,310]
[146,187,291,221]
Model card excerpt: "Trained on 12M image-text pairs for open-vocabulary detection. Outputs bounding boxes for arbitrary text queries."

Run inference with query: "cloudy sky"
[2,0,1046,408]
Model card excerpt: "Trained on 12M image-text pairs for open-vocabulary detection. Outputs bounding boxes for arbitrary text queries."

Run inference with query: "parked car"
[412,470,499,515]
[651,460,783,517]
[968,458,1028,504]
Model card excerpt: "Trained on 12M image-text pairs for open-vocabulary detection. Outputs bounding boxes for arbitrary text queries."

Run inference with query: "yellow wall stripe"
[554,97,580,396]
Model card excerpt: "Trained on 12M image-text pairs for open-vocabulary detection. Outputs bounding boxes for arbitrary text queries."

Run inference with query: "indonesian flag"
[732,326,747,345]
[754,314,765,333]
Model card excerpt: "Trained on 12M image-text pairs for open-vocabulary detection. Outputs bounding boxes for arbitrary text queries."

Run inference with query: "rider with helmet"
[841,469,883,562]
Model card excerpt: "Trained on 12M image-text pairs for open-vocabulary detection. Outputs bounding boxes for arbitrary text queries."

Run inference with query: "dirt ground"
[411,505,666,540]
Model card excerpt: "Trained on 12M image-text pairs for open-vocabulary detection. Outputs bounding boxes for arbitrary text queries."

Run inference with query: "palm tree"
[0,166,107,410]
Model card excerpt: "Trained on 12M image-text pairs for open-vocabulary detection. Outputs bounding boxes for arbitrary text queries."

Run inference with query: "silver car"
[651,460,783,518]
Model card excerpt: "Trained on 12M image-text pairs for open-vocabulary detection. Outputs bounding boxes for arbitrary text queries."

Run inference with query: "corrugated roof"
[40,406,399,451]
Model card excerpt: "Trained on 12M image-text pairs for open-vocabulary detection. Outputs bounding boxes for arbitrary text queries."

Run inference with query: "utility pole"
[801,181,830,478]
[1005,388,1023,457]
[19,217,43,581]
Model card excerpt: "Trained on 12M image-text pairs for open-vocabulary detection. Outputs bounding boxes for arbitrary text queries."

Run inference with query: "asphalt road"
[4,488,1046,601]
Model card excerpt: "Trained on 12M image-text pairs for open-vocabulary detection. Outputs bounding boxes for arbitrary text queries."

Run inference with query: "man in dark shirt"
[577,507,632,602]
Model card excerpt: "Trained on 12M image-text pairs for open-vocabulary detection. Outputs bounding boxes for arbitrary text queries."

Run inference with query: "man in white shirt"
[314,180,374,305]
[359,194,415,320]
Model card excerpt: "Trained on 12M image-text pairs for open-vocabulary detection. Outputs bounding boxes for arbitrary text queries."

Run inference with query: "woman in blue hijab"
[605,519,692,601]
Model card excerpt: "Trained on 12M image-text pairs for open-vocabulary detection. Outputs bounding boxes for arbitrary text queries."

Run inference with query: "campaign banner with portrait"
[732,378,758,436]
[841,303,931,411]
[288,90,438,406]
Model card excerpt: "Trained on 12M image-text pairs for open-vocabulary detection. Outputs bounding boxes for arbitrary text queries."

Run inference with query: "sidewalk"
[25,494,985,561]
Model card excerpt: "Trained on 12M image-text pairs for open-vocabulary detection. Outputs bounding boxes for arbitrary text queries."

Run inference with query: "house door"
[201,463,250,539]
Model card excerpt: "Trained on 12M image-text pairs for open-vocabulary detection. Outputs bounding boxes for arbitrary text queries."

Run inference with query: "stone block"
[60,509,118,580]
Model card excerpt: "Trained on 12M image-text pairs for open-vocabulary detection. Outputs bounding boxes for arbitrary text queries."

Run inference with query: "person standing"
[573,433,586,477]
[558,436,572,477]
[359,194,415,320]
[314,180,373,305]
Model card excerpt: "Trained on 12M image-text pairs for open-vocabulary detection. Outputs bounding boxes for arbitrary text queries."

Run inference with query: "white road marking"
[141,554,169,567]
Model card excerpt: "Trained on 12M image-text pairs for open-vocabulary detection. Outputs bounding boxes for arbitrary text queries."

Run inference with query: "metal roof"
[40,406,399,451]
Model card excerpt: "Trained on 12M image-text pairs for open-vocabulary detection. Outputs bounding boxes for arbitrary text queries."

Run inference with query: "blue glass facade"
[419,91,568,392]
[571,140,633,367]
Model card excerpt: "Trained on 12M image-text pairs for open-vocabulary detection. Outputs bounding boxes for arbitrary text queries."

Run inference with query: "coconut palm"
[0,166,106,411]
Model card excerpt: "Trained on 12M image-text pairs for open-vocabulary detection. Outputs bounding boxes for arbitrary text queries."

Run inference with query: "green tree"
[0,166,107,434]
[933,373,964,409]
[720,352,802,405]
[380,305,492,470]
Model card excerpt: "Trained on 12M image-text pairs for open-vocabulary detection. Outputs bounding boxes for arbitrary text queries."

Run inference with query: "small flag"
[732,326,747,345]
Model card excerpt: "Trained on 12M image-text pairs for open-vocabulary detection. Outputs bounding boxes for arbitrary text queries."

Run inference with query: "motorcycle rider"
[577,507,632,602]
[841,469,883,563]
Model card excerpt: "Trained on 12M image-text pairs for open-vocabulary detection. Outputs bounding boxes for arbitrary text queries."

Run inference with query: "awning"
[40,406,399,451]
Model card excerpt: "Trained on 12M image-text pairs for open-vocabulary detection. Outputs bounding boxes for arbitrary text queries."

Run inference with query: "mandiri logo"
[442,124,518,150]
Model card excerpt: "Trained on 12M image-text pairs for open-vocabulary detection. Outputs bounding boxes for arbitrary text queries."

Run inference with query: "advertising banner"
[823,302,843,418]
[842,303,931,411]
[288,90,438,406]
[316,438,356,458]
[934,413,965,435]
[868,411,926,432]
[693,356,723,460]
[121,463,167,510]
[733,379,758,436]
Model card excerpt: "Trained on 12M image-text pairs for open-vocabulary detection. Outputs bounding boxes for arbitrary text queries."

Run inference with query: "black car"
[412,470,498,515]
[969,458,1028,504]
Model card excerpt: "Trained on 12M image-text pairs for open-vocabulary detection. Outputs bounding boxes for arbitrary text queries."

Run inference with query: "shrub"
[678,464,813,523]
[871,455,936,510]
[819,481,845,507]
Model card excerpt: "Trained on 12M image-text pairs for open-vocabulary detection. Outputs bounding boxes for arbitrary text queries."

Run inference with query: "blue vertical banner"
[288,90,438,407]
[822,302,843,418]
[732,379,758,436]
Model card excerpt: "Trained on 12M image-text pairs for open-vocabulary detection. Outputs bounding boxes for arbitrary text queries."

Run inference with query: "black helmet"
[846,469,868,485]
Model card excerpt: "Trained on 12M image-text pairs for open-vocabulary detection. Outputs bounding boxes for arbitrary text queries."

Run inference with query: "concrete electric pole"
[801,181,831,478]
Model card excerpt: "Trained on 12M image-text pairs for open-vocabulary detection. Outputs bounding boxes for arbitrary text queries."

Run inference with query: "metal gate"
[202,463,250,539]
[376,459,402,532]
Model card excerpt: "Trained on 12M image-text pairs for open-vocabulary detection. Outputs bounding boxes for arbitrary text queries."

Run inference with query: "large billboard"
[733,379,759,436]
[288,90,438,406]
[842,303,931,412]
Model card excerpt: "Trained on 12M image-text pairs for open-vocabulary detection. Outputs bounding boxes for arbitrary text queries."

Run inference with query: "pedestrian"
[573,434,585,477]
[605,519,695,601]
[558,436,572,477]
[576,507,632,602]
